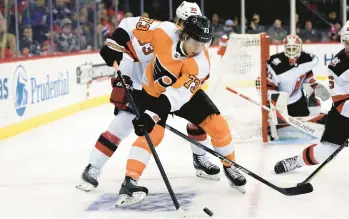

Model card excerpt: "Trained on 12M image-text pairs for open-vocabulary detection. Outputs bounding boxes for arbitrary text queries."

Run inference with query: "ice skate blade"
[228,182,246,194]
[115,192,147,207]
[196,170,220,181]
[76,181,95,192]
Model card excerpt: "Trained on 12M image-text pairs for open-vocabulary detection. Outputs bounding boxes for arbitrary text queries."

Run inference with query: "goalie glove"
[110,75,133,110]
[314,83,330,101]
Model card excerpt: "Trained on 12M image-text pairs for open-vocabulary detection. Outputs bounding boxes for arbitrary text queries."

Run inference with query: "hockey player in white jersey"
[265,34,330,140]
[274,21,349,173]
[76,1,220,192]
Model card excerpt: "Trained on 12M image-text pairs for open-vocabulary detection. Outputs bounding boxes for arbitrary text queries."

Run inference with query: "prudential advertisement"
[1,63,70,127]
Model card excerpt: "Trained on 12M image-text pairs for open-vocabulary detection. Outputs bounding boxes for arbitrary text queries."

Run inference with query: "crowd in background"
[0,0,346,60]
[210,10,342,45]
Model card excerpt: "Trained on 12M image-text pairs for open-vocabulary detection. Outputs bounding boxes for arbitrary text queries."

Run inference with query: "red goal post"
[210,33,270,143]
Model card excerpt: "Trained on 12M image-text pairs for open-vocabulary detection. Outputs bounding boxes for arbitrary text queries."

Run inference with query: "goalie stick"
[164,124,313,196]
[115,70,182,211]
[297,138,349,186]
[226,87,323,139]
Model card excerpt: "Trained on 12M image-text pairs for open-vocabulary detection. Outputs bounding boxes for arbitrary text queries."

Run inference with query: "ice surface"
[1,102,349,218]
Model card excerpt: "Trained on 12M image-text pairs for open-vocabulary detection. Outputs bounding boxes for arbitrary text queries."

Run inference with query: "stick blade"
[283,183,313,196]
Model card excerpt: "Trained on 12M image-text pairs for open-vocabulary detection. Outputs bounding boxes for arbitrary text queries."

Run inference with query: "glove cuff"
[144,110,161,123]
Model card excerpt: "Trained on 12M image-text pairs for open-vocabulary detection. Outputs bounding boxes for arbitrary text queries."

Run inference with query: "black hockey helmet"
[182,15,213,43]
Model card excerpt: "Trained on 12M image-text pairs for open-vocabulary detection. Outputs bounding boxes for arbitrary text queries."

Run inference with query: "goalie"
[265,34,330,140]
[274,21,349,174]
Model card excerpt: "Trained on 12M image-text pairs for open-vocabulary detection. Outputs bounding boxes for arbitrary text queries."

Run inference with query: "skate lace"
[227,167,243,178]
[198,155,216,169]
[283,156,299,171]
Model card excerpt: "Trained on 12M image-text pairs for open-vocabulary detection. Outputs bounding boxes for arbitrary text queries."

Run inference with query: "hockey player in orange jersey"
[76,2,220,193]
[115,15,246,207]
[274,21,349,174]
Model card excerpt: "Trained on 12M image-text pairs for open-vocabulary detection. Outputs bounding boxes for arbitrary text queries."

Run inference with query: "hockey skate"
[274,156,301,174]
[193,153,220,181]
[76,164,100,192]
[223,165,246,194]
[115,176,148,207]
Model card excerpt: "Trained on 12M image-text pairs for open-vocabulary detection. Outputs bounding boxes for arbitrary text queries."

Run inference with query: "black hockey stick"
[297,139,349,186]
[116,70,181,211]
[165,124,313,196]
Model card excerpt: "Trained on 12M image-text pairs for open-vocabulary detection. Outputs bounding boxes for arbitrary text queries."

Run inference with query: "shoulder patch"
[329,57,340,67]
[272,57,281,66]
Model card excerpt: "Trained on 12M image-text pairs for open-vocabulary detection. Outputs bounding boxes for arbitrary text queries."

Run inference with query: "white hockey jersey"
[107,17,161,89]
[266,51,318,104]
[327,49,349,118]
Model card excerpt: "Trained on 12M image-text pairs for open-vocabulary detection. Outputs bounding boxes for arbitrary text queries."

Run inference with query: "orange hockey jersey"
[133,21,210,111]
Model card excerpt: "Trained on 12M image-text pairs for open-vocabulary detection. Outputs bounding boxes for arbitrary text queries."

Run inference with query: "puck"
[203,207,213,217]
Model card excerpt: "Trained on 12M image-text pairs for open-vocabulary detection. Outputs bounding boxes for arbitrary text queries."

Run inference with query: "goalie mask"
[283,34,302,65]
[341,20,349,54]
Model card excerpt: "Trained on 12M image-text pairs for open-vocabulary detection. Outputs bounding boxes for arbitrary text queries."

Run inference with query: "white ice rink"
[2,101,349,218]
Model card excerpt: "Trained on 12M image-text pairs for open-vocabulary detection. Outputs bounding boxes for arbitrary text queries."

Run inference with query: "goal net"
[207,33,270,143]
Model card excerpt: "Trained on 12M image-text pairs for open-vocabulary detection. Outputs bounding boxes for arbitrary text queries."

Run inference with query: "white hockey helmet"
[341,20,349,51]
[283,34,302,64]
[176,1,202,21]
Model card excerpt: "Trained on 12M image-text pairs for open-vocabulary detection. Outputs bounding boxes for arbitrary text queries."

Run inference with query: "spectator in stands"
[328,22,341,42]
[52,0,72,27]
[233,16,247,34]
[20,25,41,56]
[106,0,125,27]
[267,19,287,43]
[56,18,78,52]
[96,8,113,48]
[327,11,339,25]
[299,20,321,43]
[223,19,235,36]
[22,0,49,43]
[125,12,133,18]
[295,13,300,35]
[0,17,16,59]
[248,13,265,34]
[77,14,92,49]
[142,12,149,18]
[211,13,223,45]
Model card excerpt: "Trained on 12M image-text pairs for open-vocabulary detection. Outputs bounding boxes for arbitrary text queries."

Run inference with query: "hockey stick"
[116,70,182,211]
[226,87,323,139]
[164,124,313,196]
[297,139,349,186]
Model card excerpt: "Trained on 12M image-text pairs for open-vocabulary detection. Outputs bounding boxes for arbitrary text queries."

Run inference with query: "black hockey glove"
[132,94,171,136]
[132,110,160,136]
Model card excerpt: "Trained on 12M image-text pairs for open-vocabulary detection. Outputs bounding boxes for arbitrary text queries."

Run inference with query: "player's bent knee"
[186,122,207,141]
[199,114,232,146]
[133,125,165,153]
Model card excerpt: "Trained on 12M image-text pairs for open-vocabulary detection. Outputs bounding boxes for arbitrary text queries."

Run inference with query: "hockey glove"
[110,75,133,110]
[314,83,331,101]
[132,110,160,136]
[100,43,123,67]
